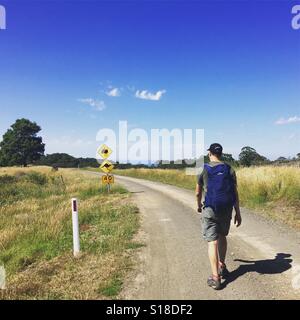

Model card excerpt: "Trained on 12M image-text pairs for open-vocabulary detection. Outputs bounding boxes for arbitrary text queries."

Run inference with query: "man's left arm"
[195,183,203,213]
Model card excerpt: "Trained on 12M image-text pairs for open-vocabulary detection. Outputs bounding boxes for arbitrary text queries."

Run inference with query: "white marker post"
[71,198,80,257]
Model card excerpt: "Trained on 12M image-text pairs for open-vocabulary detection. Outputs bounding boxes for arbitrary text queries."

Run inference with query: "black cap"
[207,143,223,155]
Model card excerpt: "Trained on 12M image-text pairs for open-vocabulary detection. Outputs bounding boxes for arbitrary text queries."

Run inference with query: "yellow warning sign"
[97,144,112,159]
[102,174,114,185]
[100,160,114,173]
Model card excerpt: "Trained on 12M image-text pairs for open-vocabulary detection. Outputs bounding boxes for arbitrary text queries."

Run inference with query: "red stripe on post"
[72,199,77,212]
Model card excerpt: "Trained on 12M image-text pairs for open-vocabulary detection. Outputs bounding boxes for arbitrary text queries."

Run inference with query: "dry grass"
[237,166,300,228]
[112,166,300,229]
[113,168,198,189]
[0,166,140,300]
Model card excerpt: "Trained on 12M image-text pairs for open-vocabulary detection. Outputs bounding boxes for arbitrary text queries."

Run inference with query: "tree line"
[0,119,99,168]
[0,119,299,168]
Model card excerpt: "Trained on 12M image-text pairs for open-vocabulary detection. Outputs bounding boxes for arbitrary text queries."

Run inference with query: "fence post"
[0,266,5,290]
[71,198,80,256]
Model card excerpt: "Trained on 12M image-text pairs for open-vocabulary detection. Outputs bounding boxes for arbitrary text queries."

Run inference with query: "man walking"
[196,143,242,290]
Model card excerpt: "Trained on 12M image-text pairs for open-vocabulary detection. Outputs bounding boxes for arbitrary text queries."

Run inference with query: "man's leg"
[202,207,221,288]
[217,208,232,268]
[208,240,219,276]
[218,234,227,265]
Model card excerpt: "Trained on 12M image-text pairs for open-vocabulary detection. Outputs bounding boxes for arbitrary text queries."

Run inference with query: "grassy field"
[112,166,300,229]
[0,167,140,300]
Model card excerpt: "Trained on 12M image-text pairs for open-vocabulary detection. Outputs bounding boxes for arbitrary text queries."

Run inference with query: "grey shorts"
[201,206,233,242]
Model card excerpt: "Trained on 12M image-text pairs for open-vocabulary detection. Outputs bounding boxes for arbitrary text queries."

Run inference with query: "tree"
[221,153,237,165]
[276,156,287,162]
[37,153,78,168]
[238,146,268,167]
[78,157,99,168]
[297,153,300,160]
[0,119,45,167]
[36,153,101,168]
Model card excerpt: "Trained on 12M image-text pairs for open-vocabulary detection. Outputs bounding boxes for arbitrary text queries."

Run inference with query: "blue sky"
[0,0,299,160]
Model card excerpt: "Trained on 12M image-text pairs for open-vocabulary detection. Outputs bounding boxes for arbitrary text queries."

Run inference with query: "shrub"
[22,172,48,185]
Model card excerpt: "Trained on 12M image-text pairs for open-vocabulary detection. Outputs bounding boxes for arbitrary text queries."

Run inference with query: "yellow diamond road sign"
[97,144,112,159]
[100,160,114,173]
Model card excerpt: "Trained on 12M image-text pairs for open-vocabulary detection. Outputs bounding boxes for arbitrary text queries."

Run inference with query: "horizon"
[0,0,300,161]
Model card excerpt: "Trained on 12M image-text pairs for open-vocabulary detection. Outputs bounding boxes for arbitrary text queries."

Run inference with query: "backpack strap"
[203,163,210,172]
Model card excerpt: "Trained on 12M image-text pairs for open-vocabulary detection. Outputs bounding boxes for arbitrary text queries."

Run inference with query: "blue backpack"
[204,163,236,211]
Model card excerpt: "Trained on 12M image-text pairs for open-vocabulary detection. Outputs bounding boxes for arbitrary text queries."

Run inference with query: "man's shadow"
[222,253,293,289]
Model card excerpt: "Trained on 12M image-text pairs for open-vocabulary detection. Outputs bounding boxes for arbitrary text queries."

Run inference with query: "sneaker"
[218,263,229,278]
[207,275,221,290]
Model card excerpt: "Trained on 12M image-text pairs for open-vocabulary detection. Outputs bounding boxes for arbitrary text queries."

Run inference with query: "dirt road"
[87,172,300,300]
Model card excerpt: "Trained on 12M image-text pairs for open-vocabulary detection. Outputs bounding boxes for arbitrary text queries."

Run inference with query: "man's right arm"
[195,183,203,213]
[196,171,204,213]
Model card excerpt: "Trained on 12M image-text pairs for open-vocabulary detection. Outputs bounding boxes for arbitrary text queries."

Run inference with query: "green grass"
[0,171,66,205]
[0,167,140,299]
[98,275,123,297]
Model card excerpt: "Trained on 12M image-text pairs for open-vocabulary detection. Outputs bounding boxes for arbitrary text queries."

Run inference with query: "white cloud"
[135,89,166,101]
[275,116,300,125]
[106,87,121,97]
[288,133,296,140]
[78,98,106,111]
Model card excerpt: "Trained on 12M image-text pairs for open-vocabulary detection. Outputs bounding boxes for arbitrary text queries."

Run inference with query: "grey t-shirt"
[197,161,237,196]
